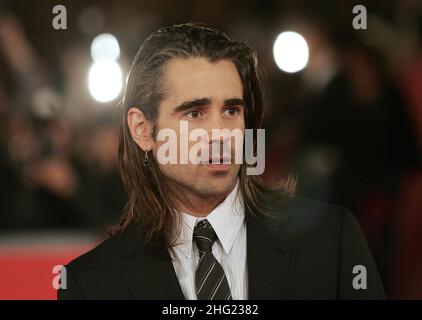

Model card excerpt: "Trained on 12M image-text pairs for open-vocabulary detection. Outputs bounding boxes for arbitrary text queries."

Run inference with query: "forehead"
[161,57,243,101]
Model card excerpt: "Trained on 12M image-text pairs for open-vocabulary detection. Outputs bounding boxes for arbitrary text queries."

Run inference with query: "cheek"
[158,163,201,184]
[239,113,246,129]
[230,113,245,130]
[151,120,181,154]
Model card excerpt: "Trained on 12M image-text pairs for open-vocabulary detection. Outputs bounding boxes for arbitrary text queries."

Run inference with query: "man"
[58,23,385,299]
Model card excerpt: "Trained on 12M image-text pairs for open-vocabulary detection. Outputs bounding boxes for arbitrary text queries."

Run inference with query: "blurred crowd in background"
[0,0,421,298]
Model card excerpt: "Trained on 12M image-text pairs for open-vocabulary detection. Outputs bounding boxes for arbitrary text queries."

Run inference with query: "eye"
[223,106,241,117]
[185,110,202,119]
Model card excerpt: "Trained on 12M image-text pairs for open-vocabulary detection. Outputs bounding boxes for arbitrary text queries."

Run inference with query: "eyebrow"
[172,97,244,114]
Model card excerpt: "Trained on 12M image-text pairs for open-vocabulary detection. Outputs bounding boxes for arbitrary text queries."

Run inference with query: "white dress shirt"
[168,181,248,300]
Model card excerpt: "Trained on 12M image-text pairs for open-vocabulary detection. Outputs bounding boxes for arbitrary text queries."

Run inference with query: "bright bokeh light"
[88,60,123,102]
[90,33,120,61]
[273,31,309,73]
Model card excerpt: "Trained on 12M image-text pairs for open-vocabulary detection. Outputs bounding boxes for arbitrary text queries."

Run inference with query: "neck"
[171,184,236,217]
[178,194,226,217]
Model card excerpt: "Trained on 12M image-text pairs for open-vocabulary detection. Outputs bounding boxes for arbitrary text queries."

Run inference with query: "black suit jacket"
[58,197,385,299]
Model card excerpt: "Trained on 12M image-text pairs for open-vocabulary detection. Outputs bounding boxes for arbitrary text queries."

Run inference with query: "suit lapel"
[118,225,185,299]
[117,208,295,300]
[246,211,295,299]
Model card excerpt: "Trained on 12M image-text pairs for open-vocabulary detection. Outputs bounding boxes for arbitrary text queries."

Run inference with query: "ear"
[127,107,154,151]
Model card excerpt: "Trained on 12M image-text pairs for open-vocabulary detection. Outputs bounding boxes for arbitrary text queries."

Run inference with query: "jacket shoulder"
[282,195,349,230]
[66,234,119,271]
[59,229,139,299]
[64,234,123,291]
[276,196,385,299]
[66,223,144,270]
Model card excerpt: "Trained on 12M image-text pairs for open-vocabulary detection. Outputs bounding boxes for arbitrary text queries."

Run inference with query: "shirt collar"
[174,180,245,259]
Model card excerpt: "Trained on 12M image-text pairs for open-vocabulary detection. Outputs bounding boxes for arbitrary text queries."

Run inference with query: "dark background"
[0,0,421,299]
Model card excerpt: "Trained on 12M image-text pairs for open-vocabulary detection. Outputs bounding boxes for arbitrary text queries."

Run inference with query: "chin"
[198,174,237,194]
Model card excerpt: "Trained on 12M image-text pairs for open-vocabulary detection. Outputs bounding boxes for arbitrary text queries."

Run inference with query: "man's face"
[151,57,245,199]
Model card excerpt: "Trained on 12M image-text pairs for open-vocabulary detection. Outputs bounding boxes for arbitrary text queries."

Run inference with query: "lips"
[209,155,231,164]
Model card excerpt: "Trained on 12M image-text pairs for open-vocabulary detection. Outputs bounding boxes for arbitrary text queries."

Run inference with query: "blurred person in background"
[296,33,420,294]
[0,12,125,230]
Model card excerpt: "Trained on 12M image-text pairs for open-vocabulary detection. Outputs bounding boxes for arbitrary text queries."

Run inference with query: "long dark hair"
[110,23,296,249]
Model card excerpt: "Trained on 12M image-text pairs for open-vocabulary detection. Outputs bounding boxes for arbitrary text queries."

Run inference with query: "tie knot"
[193,219,217,253]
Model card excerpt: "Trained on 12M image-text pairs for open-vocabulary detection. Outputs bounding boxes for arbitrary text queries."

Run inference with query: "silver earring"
[143,150,151,167]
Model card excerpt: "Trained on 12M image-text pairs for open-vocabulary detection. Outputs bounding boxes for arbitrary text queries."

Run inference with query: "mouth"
[204,155,232,170]
[209,155,231,164]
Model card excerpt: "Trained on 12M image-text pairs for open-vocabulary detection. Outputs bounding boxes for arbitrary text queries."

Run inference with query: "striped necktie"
[193,219,232,300]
